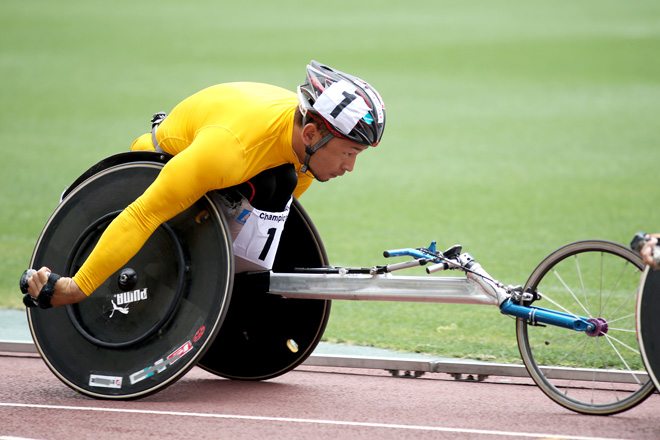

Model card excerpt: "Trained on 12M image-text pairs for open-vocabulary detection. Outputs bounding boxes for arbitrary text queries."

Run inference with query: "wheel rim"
[516,240,654,415]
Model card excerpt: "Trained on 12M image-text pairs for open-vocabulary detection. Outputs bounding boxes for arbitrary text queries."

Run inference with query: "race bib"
[233,198,292,270]
[313,81,371,134]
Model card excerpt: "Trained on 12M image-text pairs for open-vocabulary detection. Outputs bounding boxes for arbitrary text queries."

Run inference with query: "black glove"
[19,269,60,309]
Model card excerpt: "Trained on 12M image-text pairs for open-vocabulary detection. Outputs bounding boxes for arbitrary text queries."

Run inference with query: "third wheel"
[516,240,655,415]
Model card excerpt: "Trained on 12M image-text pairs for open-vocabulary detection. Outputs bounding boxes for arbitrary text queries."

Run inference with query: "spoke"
[592,338,603,403]
[553,269,591,318]
[565,335,591,399]
[599,252,604,315]
[538,331,588,369]
[608,327,636,334]
[605,286,638,324]
[574,255,591,316]
[604,335,643,385]
[606,313,635,325]
[594,338,625,402]
[535,291,576,318]
[530,328,581,350]
[600,258,630,317]
[605,333,641,356]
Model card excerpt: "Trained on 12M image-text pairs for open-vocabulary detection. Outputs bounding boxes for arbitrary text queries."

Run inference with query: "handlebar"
[380,242,510,305]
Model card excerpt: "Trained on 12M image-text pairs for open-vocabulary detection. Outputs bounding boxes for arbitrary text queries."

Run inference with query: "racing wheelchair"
[21,151,660,416]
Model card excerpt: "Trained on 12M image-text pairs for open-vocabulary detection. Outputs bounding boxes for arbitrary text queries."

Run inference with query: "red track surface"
[1,354,659,440]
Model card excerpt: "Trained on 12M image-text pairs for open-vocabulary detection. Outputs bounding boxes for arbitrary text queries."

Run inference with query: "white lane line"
[0,402,632,440]
[0,437,45,440]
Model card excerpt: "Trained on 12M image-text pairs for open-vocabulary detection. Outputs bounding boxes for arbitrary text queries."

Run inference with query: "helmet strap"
[301,132,334,175]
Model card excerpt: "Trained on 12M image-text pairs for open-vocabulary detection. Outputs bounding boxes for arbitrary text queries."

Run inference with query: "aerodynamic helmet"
[297,61,386,147]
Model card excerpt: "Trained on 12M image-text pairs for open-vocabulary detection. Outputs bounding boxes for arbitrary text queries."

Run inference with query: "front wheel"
[516,240,655,415]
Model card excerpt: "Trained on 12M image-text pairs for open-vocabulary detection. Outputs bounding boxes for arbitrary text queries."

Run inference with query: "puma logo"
[109,300,130,318]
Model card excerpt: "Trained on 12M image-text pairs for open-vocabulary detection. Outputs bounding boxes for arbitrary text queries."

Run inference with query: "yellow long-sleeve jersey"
[73,82,313,295]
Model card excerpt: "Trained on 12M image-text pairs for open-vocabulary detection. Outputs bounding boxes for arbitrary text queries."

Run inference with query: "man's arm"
[26,267,87,306]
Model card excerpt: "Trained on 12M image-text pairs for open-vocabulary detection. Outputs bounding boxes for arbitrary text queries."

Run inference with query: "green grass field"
[2,0,659,363]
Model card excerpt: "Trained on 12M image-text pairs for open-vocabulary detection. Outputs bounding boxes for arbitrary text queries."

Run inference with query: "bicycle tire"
[516,240,655,415]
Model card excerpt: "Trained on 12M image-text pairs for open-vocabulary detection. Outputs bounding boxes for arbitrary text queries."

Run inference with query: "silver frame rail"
[304,354,648,384]
[267,272,500,305]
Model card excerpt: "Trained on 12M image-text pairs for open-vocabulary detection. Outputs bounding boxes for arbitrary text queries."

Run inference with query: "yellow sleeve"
[130,133,155,151]
[73,127,246,295]
[293,172,313,199]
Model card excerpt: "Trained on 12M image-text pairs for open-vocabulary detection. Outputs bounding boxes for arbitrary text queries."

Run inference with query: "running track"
[1,353,659,440]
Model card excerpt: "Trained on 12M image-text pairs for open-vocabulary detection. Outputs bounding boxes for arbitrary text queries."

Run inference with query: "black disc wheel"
[27,153,234,399]
[197,197,332,380]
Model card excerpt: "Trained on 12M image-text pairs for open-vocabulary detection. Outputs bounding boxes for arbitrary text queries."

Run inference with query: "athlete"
[22,61,386,308]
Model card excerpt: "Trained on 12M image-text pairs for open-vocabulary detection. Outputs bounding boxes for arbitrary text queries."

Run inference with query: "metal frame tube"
[500,300,594,331]
[267,272,500,306]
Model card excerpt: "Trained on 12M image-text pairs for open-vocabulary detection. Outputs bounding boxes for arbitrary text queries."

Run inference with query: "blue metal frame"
[500,299,594,332]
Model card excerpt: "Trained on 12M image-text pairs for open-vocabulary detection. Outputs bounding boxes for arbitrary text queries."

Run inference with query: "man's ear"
[301,123,318,146]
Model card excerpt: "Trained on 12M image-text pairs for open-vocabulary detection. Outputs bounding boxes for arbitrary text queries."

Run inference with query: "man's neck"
[291,123,305,165]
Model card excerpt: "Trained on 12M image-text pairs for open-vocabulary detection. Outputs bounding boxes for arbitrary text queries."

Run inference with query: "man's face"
[307,137,367,182]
